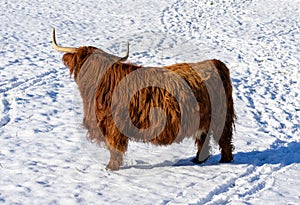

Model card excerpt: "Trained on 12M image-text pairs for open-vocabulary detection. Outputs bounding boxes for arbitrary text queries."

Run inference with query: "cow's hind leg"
[192,133,210,164]
[219,126,234,163]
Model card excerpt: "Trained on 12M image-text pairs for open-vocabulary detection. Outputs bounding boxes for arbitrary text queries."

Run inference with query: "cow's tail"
[212,59,236,160]
[212,59,236,125]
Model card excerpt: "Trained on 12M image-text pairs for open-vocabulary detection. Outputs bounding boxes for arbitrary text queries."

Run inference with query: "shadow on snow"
[123,141,300,170]
[176,141,300,167]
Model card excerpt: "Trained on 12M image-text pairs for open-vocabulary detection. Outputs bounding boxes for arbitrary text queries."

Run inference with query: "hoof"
[106,161,121,171]
[192,156,210,164]
[219,158,233,163]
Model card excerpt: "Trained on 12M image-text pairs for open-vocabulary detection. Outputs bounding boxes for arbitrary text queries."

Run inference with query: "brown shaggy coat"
[62,47,235,170]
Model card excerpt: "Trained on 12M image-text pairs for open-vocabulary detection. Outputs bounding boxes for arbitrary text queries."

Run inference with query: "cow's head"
[52,29,129,79]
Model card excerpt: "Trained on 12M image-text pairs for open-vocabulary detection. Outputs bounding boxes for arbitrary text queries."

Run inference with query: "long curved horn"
[52,28,78,53]
[119,42,129,61]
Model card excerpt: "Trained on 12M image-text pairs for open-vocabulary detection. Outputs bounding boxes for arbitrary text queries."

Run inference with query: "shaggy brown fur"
[63,46,97,79]
[61,47,236,170]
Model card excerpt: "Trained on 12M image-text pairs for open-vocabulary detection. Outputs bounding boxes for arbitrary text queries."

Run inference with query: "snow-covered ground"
[0,0,299,204]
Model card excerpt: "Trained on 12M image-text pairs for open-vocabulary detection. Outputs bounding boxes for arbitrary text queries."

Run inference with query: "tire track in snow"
[203,164,281,204]
[165,166,256,204]
[169,164,281,204]
[0,69,58,94]
[0,67,65,128]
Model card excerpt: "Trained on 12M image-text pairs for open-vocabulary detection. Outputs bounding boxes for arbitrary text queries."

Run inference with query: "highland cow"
[52,29,235,170]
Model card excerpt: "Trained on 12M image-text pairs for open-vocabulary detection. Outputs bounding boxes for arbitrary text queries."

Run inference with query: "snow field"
[0,0,299,204]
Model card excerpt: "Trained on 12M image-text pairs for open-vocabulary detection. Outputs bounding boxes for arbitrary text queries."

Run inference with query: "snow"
[0,0,299,204]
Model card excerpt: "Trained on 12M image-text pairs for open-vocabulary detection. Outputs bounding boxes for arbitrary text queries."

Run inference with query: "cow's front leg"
[106,144,124,171]
[105,134,128,171]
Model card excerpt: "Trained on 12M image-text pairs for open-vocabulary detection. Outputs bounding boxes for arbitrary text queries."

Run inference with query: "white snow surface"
[0,0,299,204]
